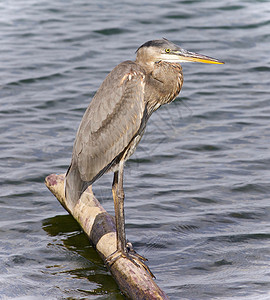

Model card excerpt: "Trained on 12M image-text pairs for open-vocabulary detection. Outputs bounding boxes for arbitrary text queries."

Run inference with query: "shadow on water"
[42,215,124,299]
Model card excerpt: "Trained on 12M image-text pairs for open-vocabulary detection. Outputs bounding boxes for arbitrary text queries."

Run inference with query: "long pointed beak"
[174,49,224,64]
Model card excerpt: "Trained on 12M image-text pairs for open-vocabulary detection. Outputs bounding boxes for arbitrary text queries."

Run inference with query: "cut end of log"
[45,173,65,187]
[45,173,67,209]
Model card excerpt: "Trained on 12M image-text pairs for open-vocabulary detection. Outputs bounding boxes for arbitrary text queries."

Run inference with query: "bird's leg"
[113,163,127,253]
[105,166,127,265]
[105,161,154,278]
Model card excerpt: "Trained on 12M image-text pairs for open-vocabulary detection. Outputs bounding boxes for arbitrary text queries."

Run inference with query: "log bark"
[45,173,169,300]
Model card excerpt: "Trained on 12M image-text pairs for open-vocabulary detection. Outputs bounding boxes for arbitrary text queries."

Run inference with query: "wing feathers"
[73,62,146,182]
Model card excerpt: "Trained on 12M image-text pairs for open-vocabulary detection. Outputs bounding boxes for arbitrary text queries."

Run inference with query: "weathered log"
[45,173,169,300]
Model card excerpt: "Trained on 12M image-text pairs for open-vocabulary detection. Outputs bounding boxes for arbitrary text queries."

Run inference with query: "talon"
[126,242,154,278]
[128,254,155,279]
[105,249,122,267]
[105,249,141,269]
[126,242,148,261]
[138,261,156,279]
[105,246,155,278]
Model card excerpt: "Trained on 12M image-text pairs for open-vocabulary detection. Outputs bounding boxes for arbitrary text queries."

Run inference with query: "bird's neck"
[144,61,184,111]
[135,58,154,74]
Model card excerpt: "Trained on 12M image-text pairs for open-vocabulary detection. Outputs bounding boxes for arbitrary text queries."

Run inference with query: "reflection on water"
[1,0,270,299]
[42,215,122,298]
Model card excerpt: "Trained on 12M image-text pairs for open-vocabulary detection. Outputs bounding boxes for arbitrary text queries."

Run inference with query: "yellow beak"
[166,49,224,64]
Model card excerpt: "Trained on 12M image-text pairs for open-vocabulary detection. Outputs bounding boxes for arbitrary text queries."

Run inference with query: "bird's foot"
[105,242,155,278]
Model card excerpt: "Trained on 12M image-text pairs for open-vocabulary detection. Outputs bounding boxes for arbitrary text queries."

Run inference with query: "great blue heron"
[65,38,223,274]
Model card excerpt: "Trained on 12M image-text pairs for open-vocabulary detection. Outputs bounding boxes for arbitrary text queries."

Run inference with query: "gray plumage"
[64,39,223,270]
[65,39,186,207]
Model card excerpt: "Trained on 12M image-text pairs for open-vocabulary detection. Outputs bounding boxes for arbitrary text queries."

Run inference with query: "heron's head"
[136,38,224,66]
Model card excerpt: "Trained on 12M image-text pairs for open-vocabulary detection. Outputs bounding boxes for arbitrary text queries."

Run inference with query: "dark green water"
[1,1,270,299]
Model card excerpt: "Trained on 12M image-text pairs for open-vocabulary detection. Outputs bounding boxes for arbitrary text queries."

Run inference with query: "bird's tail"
[65,161,86,209]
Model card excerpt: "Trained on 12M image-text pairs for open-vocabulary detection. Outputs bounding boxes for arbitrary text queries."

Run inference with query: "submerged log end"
[110,258,169,299]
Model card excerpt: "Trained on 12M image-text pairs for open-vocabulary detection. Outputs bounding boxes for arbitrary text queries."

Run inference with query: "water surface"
[1,0,270,299]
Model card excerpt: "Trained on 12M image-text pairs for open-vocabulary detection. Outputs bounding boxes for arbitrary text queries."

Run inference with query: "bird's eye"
[165,48,171,53]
